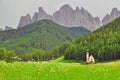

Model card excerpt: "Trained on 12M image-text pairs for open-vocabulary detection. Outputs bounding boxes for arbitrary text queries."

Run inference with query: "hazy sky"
[0,0,120,28]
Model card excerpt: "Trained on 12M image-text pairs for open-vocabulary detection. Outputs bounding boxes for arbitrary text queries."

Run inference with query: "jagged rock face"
[5,26,12,31]
[32,12,38,23]
[76,7,101,30]
[53,5,102,31]
[17,4,102,31]
[53,5,75,27]
[32,7,53,23]
[53,5,101,31]
[102,8,120,25]
[17,14,32,28]
[95,17,101,25]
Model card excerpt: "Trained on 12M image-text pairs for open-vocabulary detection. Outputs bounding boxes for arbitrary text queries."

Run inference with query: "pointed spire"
[112,8,118,13]
[39,7,44,12]
[75,6,80,12]
[111,8,119,16]
[59,4,73,12]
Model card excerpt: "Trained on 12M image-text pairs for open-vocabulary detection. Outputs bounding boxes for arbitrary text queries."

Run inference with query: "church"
[86,49,95,63]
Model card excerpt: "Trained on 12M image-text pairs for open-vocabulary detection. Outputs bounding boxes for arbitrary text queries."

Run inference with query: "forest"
[1,18,120,62]
[0,20,89,62]
[60,18,120,61]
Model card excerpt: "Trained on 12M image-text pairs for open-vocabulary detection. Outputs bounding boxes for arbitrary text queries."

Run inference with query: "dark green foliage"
[19,48,52,61]
[0,20,79,50]
[55,18,120,61]
[69,27,91,35]
[0,48,16,62]
[0,20,81,61]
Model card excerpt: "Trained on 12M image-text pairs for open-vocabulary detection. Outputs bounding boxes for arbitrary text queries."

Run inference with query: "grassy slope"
[0,60,120,80]
[0,32,38,48]
[0,20,80,50]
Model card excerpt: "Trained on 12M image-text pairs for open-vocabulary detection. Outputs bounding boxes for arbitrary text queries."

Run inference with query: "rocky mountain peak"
[38,7,47,15]
[81,7,85,11]
[17,4,102,31]
[58,4,74,14]
[17,14,32,28]
[81,7,87,13]
[102,8,120,25]
[94,17,102,26]
[59,4,73,11]
[111,8,118,14]
[32,7,52,23]
[111,8,120,19]
[26,14,31,17]
[94,16,101,21]
[75,7,80,12]
[53,4,75,27]
[5,26,13,31]
[32,12,38,23]
[39,7,43,11]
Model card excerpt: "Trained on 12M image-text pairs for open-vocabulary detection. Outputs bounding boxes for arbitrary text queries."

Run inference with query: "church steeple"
[86,49,95,63]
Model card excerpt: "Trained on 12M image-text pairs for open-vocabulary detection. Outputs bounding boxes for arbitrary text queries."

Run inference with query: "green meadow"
[0,58,120,80]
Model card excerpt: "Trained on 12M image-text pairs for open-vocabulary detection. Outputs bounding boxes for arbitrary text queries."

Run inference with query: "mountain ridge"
[18,4,102,31]
[18,4,120,31]
[102,8,120,25]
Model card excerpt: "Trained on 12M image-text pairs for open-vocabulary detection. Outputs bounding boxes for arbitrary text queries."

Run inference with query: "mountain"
[17,4,102,31]
[54,18,120,61]
[102,8,120,25]
[53,5,101,31]
[5,26,13,31]
[32,7,53,23]
[0,20,80,54]
[18,14,32,28]
[69,27,91,35]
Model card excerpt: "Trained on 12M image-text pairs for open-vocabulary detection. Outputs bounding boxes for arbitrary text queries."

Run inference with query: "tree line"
[57,18,120,61]
[1,18,120,62]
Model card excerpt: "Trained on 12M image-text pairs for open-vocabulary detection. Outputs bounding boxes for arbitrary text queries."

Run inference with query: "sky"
[0,0,120,29]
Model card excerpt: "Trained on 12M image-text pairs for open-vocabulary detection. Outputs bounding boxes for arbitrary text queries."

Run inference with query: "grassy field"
[0,59,120,80]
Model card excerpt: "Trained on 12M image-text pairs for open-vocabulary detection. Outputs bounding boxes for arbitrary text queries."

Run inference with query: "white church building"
[86,49,95,63]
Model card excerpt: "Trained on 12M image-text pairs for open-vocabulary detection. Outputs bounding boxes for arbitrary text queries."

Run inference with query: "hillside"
[0,20,79,53]
[54,18,120,61]
[69,27,91,35]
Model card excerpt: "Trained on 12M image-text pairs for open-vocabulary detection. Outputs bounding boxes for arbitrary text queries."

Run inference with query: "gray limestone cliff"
[53,5,102,31]
[17,4,102,31]
[102,8,120,25]
[32,7,53,23]
[17,14,32,28]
